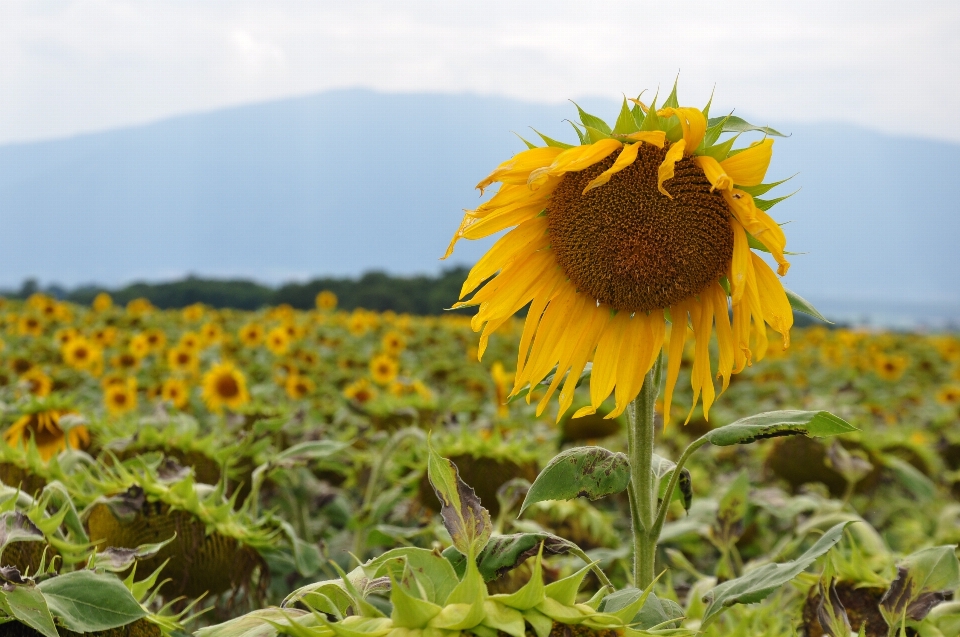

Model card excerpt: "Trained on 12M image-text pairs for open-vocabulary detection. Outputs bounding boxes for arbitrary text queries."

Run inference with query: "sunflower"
[10,357,33,376]
[315,290,338,311]
[238,322,264,347]
[873,353,909,382]
[201,362,250,412]
[104,378,138,416]
[161,377,190,409]
[92,292,113,312]
[112,351,140,372]
[91,326,117,347]
[265,327,290,355]
[444,87,796,424]
[370,354,399,386]
[284,373,315,400]
[382,331,407,356]
[19,369,52,398]
[167,346,199,374]
[182,303,206,322]
[5,408,90,461]
[126,297,155,316]
[178,331,202,351]
[937,385,960,407]
[17,314,44,337]
[200,321,224,346]
[343,378,377,404]
[62,337,103,372]
[490,362,512,418]
[144,328,167,351]
[53,327,79,347]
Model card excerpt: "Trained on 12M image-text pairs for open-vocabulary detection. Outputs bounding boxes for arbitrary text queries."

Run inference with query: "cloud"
[0,0,958,143]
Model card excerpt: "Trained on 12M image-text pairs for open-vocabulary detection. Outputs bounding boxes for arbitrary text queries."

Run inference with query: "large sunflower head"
[445,85,803,425]
[4,403,90,461]
[201,361,250,413]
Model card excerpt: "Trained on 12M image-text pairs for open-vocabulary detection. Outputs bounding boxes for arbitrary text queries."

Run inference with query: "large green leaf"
[700,521,850,626]
[519,446,630,514]
[426,442,492,557]
[0,584,59,637]
[37,570,146,633]
[784,288,831,324]
[703,410,856,447]
[443,533,576,582]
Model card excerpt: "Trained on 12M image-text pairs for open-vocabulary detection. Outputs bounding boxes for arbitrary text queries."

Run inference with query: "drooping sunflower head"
[4,403,90,461]
[445,84,807,425]
[201,361,250,413]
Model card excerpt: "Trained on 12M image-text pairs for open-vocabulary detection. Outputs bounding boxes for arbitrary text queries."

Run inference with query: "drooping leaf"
[599,589,684,630]
[783,288,831,324]
[702,410,855,447]
[881,455,936,500]
[37,570,146,633]
[816,577,852,637]
[427,441,492,557]
[519,446,630,514]
[195,608,317,637]
[0,512,44,554]
[443,533,576,582]
[706,115,787,137]
[700,521,851,627]
[1,584,59,637]
[880,546,960,624]
[89,534,176,572]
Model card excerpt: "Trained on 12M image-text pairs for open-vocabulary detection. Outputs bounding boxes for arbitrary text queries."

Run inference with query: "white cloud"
[0,0,957,143]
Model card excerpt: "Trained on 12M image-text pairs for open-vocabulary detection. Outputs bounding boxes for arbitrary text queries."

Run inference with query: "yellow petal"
[622,130,666,147]
[662,304,689,427]
[711,283,734,392]
[751,253,793,347]
[588,311,629,411]
[582,142,642,194]
[693,155,733,192]
[461,217,549,297]
[528,139,623,186]
[657,107,707,152]
[557,308,610,419]
[476,147,564,193]
[720,139,773,187]
[657,140,686,198]
[728,218,749,305]
[609,312,660,418]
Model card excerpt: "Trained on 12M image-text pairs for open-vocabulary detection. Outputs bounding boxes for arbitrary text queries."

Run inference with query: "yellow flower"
[201,362,250,413]
[92,292,113,312]
[238,323,264,347]
[285,374,315,400]
[873,354,909,382]
[19,369,52,398]
[348,310,371,337]
[91,326,117,347]
[200,322,224,346]
[53,327,79,347]
[315,290,338,311]
[382,331,406,357]
[179,331,202,351]
[111,351,140,372]
[167,346,199,374]
[491,362,511,418]
[182,303,206,322]
[62,337,102,372]
[370,354,399,386]
[104,378,138,416]
[129,333,151,359]
[17,314,44,337]
[161,378,190,410]
[144,328,167,352]
[265,327,290,355]
[126,298,155,316]
[444,88,796,424]
[4,409,89,461]
[344,378,377,404]
[936,385,960,406]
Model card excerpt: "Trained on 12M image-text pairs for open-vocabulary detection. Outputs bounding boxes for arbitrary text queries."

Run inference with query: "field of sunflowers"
[0,290,958,637]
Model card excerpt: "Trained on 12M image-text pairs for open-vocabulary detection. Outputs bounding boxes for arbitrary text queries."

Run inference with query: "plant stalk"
[627,354,662,589]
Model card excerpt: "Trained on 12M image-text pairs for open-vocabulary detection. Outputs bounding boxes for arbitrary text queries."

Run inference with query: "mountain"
[0,89,957,326]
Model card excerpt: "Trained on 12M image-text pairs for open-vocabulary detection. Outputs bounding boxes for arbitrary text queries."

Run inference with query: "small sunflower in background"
[161,377,191,410]
[111,351,140,372]
[201,361,250,412]
[344,378,377,404]
[91,326,117,347]
[315,290,338,311]
[265,327,290,355]
[182,303,206,322]
[238,322,265,347]
[17,314,44,337]
[370,354,399,386]
[92,292,113,312]
[144,328,167,351]
[126,297,155,316]
[19,369,52,398]
[128,333,152,359]
[382,331,407,357]
[53,327,79,347]
[874,353,909,382]
[348,310,370,337]
[179,331,202,351]
[285,373,315,400]
[167,346,199,374]
[445,84,797,424]
[5,406,90,461]
[104,378,138,416]
[62,337,102,372]
[490,362,512,419]
[200,321,224,346]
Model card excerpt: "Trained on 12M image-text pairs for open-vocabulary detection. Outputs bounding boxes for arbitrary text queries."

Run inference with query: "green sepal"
[567,121,588,145]
[702,87,715,119]
[662,79,680,108]
[480,601,525,637]
[321,616,394,637]
[428,554,486,630]
[754,190,798,211]
[328,560,387,619]
[544,562,594,606]
[585,126,613,143]
[631,102,645,129]
[491,544,546,611]
[513,133,538,150]
[639,95,661,132]
[571,102,611,135]
[522,609,554,637]
[390,569,443,629]
[536,597,589,624]
[532,129,573,149]
[737,174,797,197]
[612,98,641,135]
[700,132,741,162]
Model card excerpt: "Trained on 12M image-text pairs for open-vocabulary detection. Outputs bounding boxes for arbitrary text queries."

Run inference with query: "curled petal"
[657,140,685,198]
[657,107,707,152]
[721,139,774,187]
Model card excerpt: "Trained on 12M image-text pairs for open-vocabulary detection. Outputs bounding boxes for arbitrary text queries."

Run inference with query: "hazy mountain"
[0,89,957,326]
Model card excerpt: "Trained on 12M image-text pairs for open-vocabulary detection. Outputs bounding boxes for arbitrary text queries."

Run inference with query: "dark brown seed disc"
[546,143,733,313]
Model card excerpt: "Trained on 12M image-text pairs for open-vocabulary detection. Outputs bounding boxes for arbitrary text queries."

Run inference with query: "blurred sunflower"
[10,357,33,376]
[5,408,89,461]
[370,354,399,386]
[490,362,512,418]
[382,331,406,356]
[315,290,338,311]
[348,311,370,337]
[167,346,199,374]
[128,333,151,359]
[265,327,290,355]
[17,314,44,337]
[936,385,960,406]
[285,374,315,400]
[179,331,202,351]
[874,354,909,382]
[200,322,224,346]
[161,378,190,410]
[182,303,206,322]
[144,328,167,351]
[238,322,264,347]
[91,326,117,347]
[201,362,250,412]
[126,297,155,316]
[112,351,140,372]
[104,378,138,416]
[92,292,113,312]
[53,327,79,347]
[19,369,52,398]
[62,337,102,372]
[444,88,794,423]
[343,378,377,404]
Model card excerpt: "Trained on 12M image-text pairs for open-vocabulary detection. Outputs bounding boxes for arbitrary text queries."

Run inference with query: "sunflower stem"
[627,353,662,589]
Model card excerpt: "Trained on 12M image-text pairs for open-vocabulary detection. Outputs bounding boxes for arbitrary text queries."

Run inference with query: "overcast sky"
[2,0,959,145]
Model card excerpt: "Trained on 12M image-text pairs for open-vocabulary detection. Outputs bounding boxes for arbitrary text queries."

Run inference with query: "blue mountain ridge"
[0,88,956,326]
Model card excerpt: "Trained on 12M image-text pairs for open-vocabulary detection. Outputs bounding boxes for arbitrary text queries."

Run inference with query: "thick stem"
[627,355,662,589]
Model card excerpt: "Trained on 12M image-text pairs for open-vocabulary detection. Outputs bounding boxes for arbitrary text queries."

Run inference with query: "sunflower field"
[1,91,959,637]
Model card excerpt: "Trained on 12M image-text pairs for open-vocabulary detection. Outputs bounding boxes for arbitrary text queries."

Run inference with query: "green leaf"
[427,440,492,557]
[713,473,750,547]
[442,533,576,582]
[737,175,797,197]
[639,95,661,132]
[700,521,851,627]
[1,585,59,637]
[598,589,683,630]
[571,102,611,135]
[531,129,573,149]
[706,115,787,137]
[653,454,692,512]
[882,456,936,500]
[703,410,856,447]
[880,546,960,624]
[89,534,176,572]
[38,570,147,633]
[0,512,44,556]
[275,440,347,463]
[631,102,645,129]
[754,191,798,212]
[519,446,630,514]
[612,98,640,135]
[662,79,680,109]
[195,608,317,637]
[363,547,459,605]
[784,288,832,324]
[566,121,588,145]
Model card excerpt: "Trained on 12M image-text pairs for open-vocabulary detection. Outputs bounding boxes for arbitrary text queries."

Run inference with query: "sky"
[2,0,959,145]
